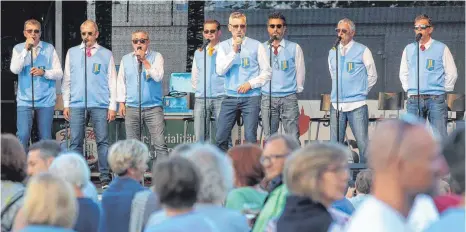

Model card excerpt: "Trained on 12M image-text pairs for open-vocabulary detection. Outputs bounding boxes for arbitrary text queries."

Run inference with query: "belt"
[409,94,441,99]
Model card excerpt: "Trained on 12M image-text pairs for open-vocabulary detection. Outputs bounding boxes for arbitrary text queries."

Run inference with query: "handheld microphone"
[268,36,278,45]
[236,36,243,53]
[415,33,422,42]
[333,36,342,48]
[27,43,33,51]
[201,39,211,50]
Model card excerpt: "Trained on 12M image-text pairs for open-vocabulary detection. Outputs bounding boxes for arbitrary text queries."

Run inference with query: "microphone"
[136,46,142,60]
[236,36,243,53]
[201,39,211,50]
[268,36,278,45]
[27,43,33,51]
[415,33,422,42]
[333,36,342,48]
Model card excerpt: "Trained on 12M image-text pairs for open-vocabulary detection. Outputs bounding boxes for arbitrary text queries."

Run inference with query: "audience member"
[18,172,77,232]
[426,126,465,232]
[253,134,300,232]
[100,139,160,232]
[225,144,267,212]
[349,169,372,209]
[346,114,444,232]
[49,152,100,232]
[1,134,27,232]
[345,180,355,199]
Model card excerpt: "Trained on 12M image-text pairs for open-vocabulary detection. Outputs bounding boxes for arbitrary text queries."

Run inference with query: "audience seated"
[348,169,372,209]
[49,152,101,232]
[1,134,27,232]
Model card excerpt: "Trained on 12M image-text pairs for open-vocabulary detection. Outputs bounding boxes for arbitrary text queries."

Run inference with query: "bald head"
[368,118,442,194]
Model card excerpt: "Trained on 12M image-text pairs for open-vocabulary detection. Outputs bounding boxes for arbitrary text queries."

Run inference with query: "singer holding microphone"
[215,12,272,151]
[10,19,63,151]
[117,30,169,161]
[261,12,305,143]
[399,14,457,139]
[328,18,377,163]
[62,19,116,188]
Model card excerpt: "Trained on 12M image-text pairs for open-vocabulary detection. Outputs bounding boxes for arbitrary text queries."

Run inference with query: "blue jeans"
[407,94,448,139]
[125,106,168,160]
[216,96,261,151]
[261,94,300,144]
[69,107,110,181]
[330,105,368,163]
[194,97,222,143]
[17,106,54,150]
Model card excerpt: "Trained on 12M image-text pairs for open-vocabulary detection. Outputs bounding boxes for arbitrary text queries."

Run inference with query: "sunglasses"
[335,28,348,34]
[230,24,246,29]
[269,24,283,29]
[260,153,289,165]
[132,39,148,44]
[81,32,94,36]
[203,29,217,34]
[414,24,432,30]
[25,29,40,34]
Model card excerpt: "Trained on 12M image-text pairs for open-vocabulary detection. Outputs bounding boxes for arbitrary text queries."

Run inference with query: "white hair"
[338,18,356,32]
[48,152,90,190]
[108,139,149,175]
[176,144,234,204]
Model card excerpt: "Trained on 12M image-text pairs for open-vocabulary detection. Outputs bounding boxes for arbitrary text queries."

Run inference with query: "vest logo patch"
[281,60,289,71]
[426,59,435,71]
[241,58,250,68]
[347,62,355,73]
[92,63,101,74]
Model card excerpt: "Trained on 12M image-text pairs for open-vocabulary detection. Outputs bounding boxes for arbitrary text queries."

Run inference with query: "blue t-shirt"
[74,197,100,232]
[331,198,355,215]
[425,207,465,232]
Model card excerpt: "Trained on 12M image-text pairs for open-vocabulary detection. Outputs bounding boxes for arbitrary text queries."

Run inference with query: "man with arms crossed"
[216,12,272,151]
[117,30,169,162]
[261,12,305,144]
[62,19,117,188]
[328,18,377,163]
[10,19,63,150]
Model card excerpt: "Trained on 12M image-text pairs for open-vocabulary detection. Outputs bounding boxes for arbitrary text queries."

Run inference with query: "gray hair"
[49,152,90,190]
[175,144,234,204]
[266,133,301,152]
[355,169,373,194]
[338,18,356,32]
[29,140,62,160]
[108,139,149,175]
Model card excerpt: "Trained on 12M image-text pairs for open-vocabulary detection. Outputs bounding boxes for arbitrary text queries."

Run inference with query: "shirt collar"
[340,39,354,50]
[232,36,247,45]
[133,49,150,56]
[80,42,100,50]
[267,39,286,48]
[421,38,433,49]
[34,41,43,49]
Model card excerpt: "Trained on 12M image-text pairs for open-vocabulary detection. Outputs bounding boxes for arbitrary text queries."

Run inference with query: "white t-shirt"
[345,194,439,232]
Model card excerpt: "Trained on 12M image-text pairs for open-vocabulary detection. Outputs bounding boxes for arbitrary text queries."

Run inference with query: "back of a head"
[355,169,373,194]
[28,140,62,160]
[227,144,264,187]
[442,126,465,194]
[153,156,200,209]
[176,144,234,204]
[1,134,27,182]
[108,139,149,175]
[23,172,77,228]
[49,152,91,190]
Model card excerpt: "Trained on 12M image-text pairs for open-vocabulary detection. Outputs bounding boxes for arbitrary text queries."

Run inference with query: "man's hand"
[108,110,117,122]
[237,82,252,94]
[25,38,34,50]
[135,49,146,62]
[118,103,126,118]
[30,67,45,76]
[63,108,70,121]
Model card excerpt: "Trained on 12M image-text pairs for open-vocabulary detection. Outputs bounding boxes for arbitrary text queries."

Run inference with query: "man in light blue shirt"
[10,19,63,150]
[62,19,117,188]
[215,12,272,151]
[261,12,305,144]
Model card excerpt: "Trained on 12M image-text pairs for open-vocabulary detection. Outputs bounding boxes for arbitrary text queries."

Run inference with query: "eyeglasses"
[335,28,348,34]
[132,39,148,44]
[260,154,289,165]
[230,24,246,29]
[203,29,217,34]
[81,32,93,36]
[414,24,432,30]
[25,29,40,34]
[269,24,283,29]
